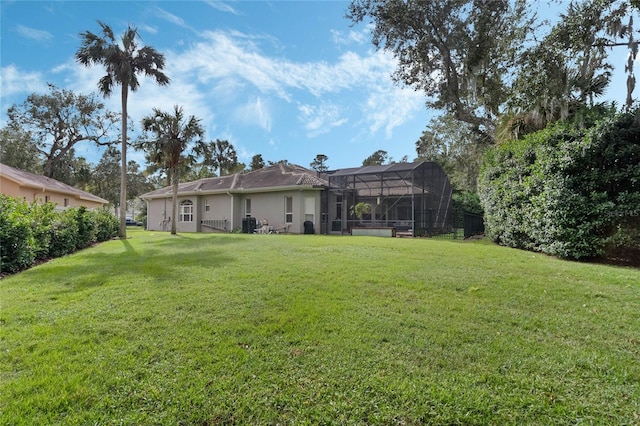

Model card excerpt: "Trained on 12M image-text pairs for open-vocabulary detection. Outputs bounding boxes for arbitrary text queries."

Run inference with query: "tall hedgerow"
[479,108,640,260]
[0,195,36,273]
[0,197,119,274]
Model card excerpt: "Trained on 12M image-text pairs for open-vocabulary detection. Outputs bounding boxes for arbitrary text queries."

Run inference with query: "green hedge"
[479,108,640,260]
[0,196,119,274]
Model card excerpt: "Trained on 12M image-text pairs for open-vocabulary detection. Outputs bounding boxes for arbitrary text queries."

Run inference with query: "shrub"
[452,191,483,215]
[74,207,97,250]
[0,196,36,273]
[48,209,79,258]
[29,202,57,259]
[479,108,640,260]
[93,209,118,242]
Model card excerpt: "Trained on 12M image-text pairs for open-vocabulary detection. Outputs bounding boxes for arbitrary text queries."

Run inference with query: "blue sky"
[0,1,633,171]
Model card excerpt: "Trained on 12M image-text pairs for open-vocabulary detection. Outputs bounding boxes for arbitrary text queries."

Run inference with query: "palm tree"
[139,105,205,235]
[76,21,170,238]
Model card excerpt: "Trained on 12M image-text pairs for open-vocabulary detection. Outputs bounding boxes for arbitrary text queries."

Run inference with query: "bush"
[74,206,97,250]
[48,210,79,258]
[94,209,118,242]
[29,202,57,259]
[479,108,640,260]
[0,196,36,274]
[0,197,119,274]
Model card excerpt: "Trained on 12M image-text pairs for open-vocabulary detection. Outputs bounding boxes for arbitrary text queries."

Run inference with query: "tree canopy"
[310,154,329,172]
[350,0,638,143]
[5,84,118,179]
[138,105,205,235]
[362,150,388,166]
[250,154,265,171]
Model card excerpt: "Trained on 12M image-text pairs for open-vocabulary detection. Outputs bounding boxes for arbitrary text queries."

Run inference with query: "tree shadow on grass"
[20,236,236,294]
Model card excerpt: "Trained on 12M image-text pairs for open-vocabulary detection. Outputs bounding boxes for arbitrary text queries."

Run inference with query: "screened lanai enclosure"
[321,161,453,237]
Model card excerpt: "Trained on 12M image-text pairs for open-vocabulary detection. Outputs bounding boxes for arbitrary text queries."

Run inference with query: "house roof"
[141,163,328,199]
[323,161,431,177]
[322,161,450,197]
[0,163,109,205]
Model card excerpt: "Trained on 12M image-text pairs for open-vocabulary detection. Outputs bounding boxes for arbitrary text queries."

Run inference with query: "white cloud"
[298,102,348,137]
[362,85,424,138]
[16,25,53,42]
[0,65,47,98]
[330,28,366,46]
[233,97,272,132]
[174,30,398,101]
[236,145,253,162]
[155,7,189,29]
[204,1,240,15]
[139,25,158,35]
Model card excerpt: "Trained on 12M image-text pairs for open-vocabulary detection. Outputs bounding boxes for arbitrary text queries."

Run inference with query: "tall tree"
[138,105,205,235]
[201,139,239,177]
[310,154,329,172]
[348,0,532,139]
[91,146,152,214]
[76,20,170,238]
[0,126,40,173]
[249,154,265,171]
[362,150,388,166]
[6,84,118,178]
[91,146,121,211]
[48,151,93,188]
[416,114,484,192]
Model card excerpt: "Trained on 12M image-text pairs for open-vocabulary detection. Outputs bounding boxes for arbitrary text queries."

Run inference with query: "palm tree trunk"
[119,85,128,239]
[171,165,179,235]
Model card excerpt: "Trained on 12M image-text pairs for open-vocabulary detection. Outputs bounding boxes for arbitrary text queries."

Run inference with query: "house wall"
[145,189,324,234]
[0,176,105,209]
[239,190,322,234]
[199,194,233,232]
[146,198,172,231]
[1,177,23,199]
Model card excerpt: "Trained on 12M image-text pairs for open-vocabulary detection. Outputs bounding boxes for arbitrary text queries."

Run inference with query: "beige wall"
[145,189,324,234]
[239,190,322,234]
[0,176,106,210]
[146,198,171,231]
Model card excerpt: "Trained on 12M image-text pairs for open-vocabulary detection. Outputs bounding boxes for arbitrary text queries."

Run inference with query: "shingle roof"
[0,163,109,204]
[141,163,328,199]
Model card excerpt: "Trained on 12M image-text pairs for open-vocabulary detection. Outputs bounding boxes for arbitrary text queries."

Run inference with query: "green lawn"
[1,230,639,425]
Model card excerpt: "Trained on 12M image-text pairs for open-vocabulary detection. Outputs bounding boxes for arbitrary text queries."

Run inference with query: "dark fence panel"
[427,209,484,240]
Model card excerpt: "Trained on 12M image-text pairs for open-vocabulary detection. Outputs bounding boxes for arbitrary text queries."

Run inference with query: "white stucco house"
[141,163,327,234]
[141,161,454,236]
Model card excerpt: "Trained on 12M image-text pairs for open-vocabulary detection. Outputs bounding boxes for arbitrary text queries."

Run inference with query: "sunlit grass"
[1,229,639,424]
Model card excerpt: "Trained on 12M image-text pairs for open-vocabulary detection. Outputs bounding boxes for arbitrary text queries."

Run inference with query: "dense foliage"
[0,196,118,274]
[479,108,640,259]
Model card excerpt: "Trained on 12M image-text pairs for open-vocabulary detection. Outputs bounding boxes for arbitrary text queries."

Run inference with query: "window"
[44,195,50,203]
[304,196,315,223]
[245,198,252,217]
[284,196,293,223]
[64,198,69,207]
[179,200,194,222]
[204,200,210,212]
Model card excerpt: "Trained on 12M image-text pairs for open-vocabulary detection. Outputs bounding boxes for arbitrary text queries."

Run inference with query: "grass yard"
[1,229,639,425]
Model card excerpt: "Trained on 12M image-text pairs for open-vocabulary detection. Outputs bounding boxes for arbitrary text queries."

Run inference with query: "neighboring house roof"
[0,162,109,205]
[141,163,328,200]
